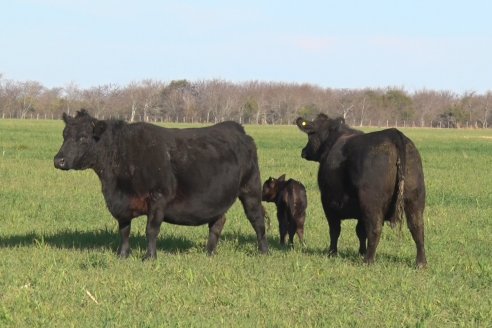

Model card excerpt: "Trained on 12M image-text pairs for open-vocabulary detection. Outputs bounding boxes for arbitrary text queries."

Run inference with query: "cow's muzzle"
[54,157,68,170]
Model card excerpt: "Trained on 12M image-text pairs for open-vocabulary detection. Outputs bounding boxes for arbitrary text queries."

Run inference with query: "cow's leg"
[207,215,226,255]
[362,215,383,265]
[327,216,341,256]
[322,198,340,256]
[355,220,367,256]
[239,193,269,254]
[143,207,164,260]
[405,200,427,268]
[117,219,132,258]
[357,187,384,264]
[239,167,269,253]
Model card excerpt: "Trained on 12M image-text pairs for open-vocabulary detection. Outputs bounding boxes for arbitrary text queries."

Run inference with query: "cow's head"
[296,114,345,162]
[262,174,286,202]
[54,109,107,170]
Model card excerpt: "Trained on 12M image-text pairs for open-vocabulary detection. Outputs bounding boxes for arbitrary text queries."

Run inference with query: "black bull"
[54,110,268,259]
[296,114,427,268]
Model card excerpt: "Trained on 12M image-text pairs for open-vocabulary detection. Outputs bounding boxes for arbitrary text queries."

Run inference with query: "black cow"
[262,174,307,246]
[296,114,426,268]
[54,109,268,259]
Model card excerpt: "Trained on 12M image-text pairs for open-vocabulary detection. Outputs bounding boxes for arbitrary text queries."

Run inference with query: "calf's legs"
[293,213,306,247]
[278,210,289,245]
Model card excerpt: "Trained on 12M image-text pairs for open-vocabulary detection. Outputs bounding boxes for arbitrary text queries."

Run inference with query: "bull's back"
[318,129,416,218]
[122,120,254,179]
[345,129,424,212]
[353,129,424,192]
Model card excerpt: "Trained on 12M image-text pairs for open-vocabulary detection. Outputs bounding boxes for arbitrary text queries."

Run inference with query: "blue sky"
[1,0,491,94]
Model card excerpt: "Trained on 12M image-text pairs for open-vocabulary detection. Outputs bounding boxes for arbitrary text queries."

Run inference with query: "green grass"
[1,120,491,327]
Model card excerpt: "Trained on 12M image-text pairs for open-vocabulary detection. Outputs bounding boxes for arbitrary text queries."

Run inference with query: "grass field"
[1,119,491,327]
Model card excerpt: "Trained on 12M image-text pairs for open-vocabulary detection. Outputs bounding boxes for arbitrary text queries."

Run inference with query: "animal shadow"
[0,229,197,254]
[302,246,415,267]
[221,231,300,252]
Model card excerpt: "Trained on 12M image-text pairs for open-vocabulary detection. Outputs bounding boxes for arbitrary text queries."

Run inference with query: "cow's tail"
[391,129,406,229]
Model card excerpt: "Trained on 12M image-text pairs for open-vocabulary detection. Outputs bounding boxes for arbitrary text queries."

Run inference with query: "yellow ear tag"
[302,121,307,126]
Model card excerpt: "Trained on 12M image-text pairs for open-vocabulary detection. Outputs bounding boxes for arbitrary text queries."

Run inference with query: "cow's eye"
[79,136,88,143]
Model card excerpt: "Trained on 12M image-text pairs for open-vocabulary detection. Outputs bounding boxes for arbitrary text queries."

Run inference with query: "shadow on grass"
[221,231,292,252]
[0,230,416,265]
[0,229,281,255]
[301,246,415,267]
[0,229,197,254]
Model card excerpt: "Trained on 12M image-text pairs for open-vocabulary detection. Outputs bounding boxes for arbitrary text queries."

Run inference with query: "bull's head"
[296,114,345,162]
[262,174,286,202]
[54,109,107,170]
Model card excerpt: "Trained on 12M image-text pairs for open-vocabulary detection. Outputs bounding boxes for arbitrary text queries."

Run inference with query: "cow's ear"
[330,117,345,131]
[296,117,314,133]
[92,121,107,141]
[278,174,286,182]
[62,112,71,124]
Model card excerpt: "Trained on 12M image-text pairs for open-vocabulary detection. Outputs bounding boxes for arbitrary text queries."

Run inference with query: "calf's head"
[296,114,345,162]
[54,109,107,170]
[262,174,286,202]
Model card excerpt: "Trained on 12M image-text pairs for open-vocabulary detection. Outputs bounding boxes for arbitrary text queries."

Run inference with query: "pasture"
[0,119,491,327]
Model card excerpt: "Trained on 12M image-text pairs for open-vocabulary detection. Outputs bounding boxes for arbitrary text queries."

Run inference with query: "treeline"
[0,75,490,128]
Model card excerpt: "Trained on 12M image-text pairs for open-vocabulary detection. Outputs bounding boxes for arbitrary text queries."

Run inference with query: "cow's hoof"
[259,247,269,255]
[258,242,269,254]
[142,252,157,261]
[117,248,131,258]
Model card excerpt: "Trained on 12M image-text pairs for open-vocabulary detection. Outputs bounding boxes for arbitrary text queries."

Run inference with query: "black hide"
[296,114,426,267]
[54,109,268,259]
[262,174,307,246]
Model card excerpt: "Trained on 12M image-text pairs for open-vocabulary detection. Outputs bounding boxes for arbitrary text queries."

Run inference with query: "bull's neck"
[319,131,345,159]
[90,123,121,181]
[319,130,362,161]
[91,152,126,205]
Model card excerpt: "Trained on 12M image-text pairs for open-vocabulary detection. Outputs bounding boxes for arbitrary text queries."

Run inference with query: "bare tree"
[19,81,44,118]
[478,92,491,128]
[1,76,492,128]
[82,84,120,118]
[126,80,163,122]
[62,82,82,116]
